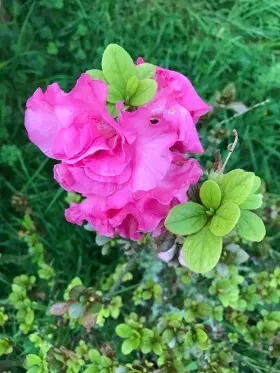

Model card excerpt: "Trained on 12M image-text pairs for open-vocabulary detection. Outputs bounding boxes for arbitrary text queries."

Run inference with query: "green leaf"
[121,339,134,355]
[100,356,112,367]
[106,103,118,118]
[116,324,133,338]
[200,180,221,209]
[102,44,135,95]
[125,76,139,99]
[196,328,208,343]
[83,365,99,373]
[129,79,157,106]
[24,354,41,368]
[107,85,124,104]
[86,69,106,82]
[210,201,240,236]
[27,367,41,373]
[219,169,255,205]
[153,342,163,355]
[236,210,266,242]
[69,302,85,319]
[183,224,223,274]
[164,202,208,235]
[251,176,261,193]
[239,194,263,210]
[135,63,156,80]
[88,349,101,363]
[184,309,196,323]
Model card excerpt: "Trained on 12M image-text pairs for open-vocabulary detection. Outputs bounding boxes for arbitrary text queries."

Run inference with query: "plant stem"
[216,98,270,127]
[105,253,139,301]
[221,129,239,172]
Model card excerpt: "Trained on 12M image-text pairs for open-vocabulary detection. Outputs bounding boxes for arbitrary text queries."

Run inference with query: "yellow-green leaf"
[86,69,106,82]
[239,194,263,210]
[164,202,208,235]
[183,224,223,274]
[219,169,255,205]
[126,76,139,99]
[200,180,221,209]
[210,201,240,236]
[236,210,266,242]
[129,79,157,106]
[107,85,124,104]
[251,176,261,193]
[135,63,156,80]
[102,44,135,95]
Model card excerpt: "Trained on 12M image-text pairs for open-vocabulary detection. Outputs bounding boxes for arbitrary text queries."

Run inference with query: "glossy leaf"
[86,69,106,81]
[129,79,157,106]
[183,224,223,274]
[236,210,266,242]
[219,169,255,205]
[164,202,208,235]
[126,76,139,99]
[210,201,240,236]
[135,63,156,80]
[102,44,135,95]
[200,180,221,209]
[239,194,263,210]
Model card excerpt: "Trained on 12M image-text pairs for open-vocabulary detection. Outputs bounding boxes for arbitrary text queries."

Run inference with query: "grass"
[0,0,280,371]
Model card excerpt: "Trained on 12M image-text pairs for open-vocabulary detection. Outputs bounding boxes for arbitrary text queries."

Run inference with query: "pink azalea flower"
[25,74,116,161]
[24,65,210,240]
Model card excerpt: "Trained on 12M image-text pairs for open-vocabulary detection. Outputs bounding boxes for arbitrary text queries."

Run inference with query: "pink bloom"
[65,157,202,239]
[25,74,116,161]
[25,66,210,240]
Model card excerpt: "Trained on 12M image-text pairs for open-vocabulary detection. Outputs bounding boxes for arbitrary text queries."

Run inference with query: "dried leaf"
[49,302,70,316]
[226,102,248,114]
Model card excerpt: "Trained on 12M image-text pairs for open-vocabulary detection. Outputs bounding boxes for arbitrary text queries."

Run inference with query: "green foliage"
[165,169,266,273]
[164,202,208,235]
[1,2,280,372]
[210,201,240,236]
[183,224,222,274]
[236,210,266,242]
[199,180,221,209]
[85,43,158,114]
[219,169,255,205]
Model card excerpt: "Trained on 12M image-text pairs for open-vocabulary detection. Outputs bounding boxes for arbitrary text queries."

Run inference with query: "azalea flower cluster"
[25,57,210,240]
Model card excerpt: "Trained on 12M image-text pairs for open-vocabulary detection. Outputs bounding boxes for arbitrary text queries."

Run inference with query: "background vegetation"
[0,0,279,372]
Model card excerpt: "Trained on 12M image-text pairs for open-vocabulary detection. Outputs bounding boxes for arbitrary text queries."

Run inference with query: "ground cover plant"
[0,1,280,372]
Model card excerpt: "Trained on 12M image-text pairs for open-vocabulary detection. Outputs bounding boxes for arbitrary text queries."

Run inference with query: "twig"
[105,253,139,301]
[221,129,238,172]
[216,98,270,127]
